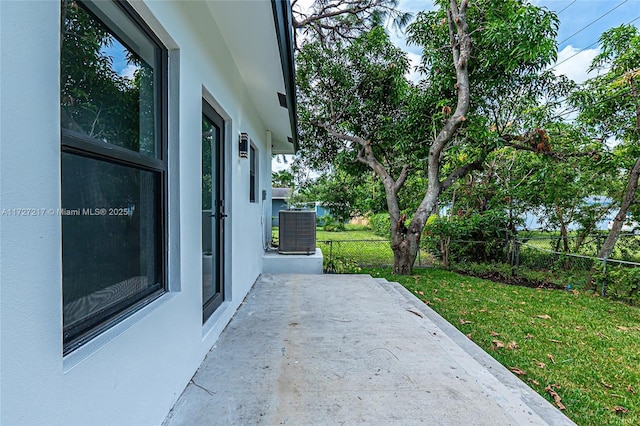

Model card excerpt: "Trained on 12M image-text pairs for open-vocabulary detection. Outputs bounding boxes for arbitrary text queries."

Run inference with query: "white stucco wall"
[0,1,279,424]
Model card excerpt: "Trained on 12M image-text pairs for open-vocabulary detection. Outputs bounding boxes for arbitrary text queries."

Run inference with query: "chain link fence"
[515,233,640,268]
[318,239,433,273]
[513,234,640,296]
[317,233,640,303]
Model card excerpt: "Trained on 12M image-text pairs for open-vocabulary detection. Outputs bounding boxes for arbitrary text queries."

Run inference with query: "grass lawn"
[316,227,385,241]
[273,225,399,270]
[363,267,640,426]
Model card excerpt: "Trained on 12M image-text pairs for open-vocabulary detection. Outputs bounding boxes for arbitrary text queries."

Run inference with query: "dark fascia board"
[271,0,299,152]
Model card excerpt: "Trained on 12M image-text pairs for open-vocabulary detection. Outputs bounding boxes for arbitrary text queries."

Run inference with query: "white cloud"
[406,51,423,83]
[120,64,139,80]
[398,0,435,15]
[272,155,294,172]
[552,45,601,84]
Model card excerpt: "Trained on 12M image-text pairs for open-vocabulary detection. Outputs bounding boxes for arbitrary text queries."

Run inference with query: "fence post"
[601,257,607,297]
[324,240,334,273]
[506,230,511,265]
[417,248,421,267]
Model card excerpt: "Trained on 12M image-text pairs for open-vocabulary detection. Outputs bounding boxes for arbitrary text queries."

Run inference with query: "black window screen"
[60,0,167,354]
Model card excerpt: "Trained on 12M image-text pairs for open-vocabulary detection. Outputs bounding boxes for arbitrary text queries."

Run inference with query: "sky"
[393,0,640,84]
[87,0,640,173]
[274,0,640,172]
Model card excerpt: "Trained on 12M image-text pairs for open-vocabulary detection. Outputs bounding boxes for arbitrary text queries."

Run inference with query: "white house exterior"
[0,0,297,424]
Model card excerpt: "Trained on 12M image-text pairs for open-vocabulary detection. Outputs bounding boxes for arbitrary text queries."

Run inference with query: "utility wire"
[552,86,632,121]
[543,67,638,110]
[557,0,629,46]
[528,86,632,128]
[557,0,577,16]
[549,15,639,73]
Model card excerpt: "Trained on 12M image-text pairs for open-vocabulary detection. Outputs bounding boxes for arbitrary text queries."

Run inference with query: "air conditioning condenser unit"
[279,210,316,255]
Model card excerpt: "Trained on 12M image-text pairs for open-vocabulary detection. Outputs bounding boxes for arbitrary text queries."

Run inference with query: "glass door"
[202,101,225,322]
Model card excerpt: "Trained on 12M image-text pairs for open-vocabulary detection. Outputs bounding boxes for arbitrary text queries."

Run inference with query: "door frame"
[202,99,226,322]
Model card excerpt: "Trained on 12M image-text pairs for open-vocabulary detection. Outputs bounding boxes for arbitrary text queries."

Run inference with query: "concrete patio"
[163,274,575,425]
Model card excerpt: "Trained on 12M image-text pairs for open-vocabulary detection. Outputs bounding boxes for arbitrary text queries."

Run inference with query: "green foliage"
[369,213,391,238]
[60,1,153,153]
[595,266,640,305]
[573,25,639,143]
[293,169,385,223]
[297,0,586,274]
[407,0,566,141]
[272,170,295,188]
[323,255,362,274]
[424,210,510,263]
[570,24,640,260]
[296,26,411,173]
[590,24,640,77]
[320,215,346,232]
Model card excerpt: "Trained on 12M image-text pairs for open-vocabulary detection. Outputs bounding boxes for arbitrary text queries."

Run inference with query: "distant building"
[271,188,333,226]
[272,187,293,226]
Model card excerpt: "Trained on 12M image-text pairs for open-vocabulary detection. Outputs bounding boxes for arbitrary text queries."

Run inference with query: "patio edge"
[382,278,576,426]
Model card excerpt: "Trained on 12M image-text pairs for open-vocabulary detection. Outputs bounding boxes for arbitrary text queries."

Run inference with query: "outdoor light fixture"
[239,132,249,158]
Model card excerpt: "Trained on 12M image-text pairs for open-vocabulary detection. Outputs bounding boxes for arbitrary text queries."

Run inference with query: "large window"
[60,0,168,354]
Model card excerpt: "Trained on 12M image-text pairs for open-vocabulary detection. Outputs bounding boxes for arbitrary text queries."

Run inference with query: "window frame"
[60,0,169,355]
[249,143,257,203]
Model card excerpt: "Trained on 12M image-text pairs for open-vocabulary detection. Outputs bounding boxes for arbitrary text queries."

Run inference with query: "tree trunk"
[391,222,421,275]
[386,0,474,275]
[440,235,450,267]
[319,0,475,275]
[587,71,640,291]
[597,156,640,261]
[554,205,570,253]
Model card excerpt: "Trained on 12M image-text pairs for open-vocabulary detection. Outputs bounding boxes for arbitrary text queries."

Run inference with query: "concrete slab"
[163,274,575,426]
[263,248,323,274]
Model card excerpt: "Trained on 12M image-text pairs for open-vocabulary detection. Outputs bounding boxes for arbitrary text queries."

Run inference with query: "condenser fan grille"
[278,211,316,255]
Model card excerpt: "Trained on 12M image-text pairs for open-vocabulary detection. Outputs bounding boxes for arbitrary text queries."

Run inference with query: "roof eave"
[271,0,299,153]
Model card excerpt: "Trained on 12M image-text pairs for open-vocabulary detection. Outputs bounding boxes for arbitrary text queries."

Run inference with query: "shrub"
[595,265,640,305]
[323,255,361,274]
[321,215,345,232]
[423,210,511,264]
[370,213,391,238]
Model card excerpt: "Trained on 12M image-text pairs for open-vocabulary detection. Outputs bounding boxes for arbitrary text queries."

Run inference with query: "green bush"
[323,254,362,274]
[321,215,346,232]
[423,210,511,263]
[596,265,640,305]
[370,213,391,238]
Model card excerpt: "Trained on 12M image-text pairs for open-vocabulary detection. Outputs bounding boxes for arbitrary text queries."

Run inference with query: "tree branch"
[440,158,484,193]
[500,136,598,160]
[314,123,405,222]
[394,164,410,192]
[312,120,367,146]
[294,4,370,28]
